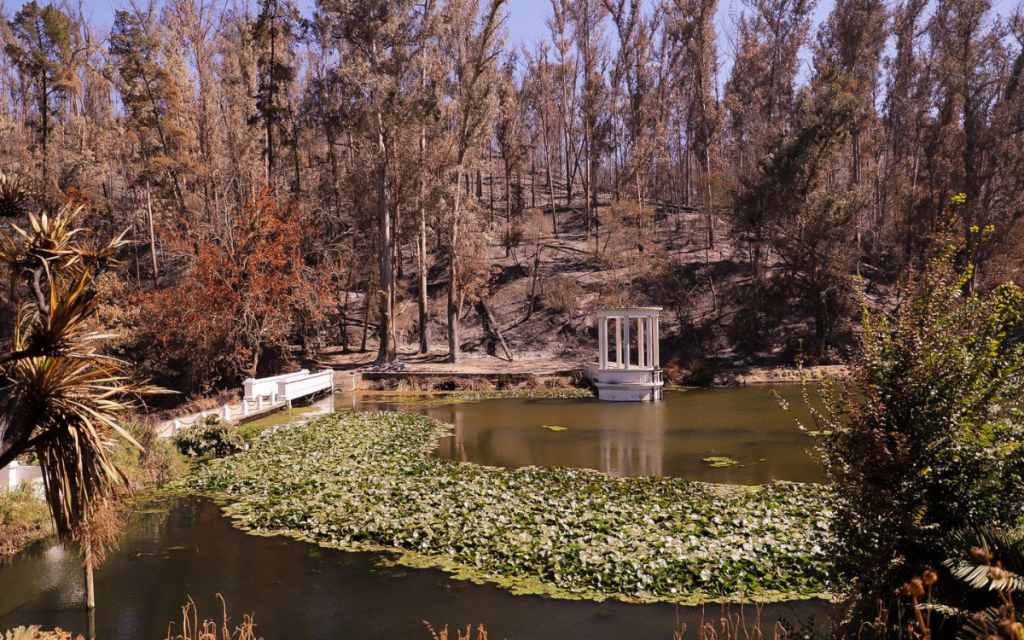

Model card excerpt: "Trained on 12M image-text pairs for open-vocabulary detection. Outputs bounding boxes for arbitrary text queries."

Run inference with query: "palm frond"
[942,559,1024,592]
[19,270,98,354]
[943,526,1024,592]
[0,172,28,219]
[1,274,165,542]
[955,606,1013,640]
[0,182,158,553]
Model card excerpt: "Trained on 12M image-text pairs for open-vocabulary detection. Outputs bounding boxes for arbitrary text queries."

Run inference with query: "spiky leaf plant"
[944,528,1024,594]
[0,170,161,550]
[0,172,27,219]
[4,275,158,538]
[896,528,1024,640]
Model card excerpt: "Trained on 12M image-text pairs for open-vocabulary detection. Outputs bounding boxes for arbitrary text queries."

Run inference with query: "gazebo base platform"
[587,363,664,401]
[594,382,664,402]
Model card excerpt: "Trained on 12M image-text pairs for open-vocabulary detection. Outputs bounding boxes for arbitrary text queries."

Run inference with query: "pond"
[2,384,831,638]
[343,385,825,484]
[0,497,829,640]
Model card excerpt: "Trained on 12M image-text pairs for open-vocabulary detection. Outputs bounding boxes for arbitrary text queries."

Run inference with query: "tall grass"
[165,596,261,640]
[425,623,491,640]
[674,605,794,640]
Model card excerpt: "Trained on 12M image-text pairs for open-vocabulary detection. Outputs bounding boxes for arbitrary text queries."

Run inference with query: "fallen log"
[476,299,514,362]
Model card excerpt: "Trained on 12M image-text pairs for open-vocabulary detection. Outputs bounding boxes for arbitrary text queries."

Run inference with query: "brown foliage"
[134,189,333,392]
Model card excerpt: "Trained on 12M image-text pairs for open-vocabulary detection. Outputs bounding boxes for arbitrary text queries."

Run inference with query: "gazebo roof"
[593,306,662,317]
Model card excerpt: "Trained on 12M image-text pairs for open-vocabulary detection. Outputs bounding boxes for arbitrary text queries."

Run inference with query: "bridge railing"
[277,369,334,403]
[244,370,309,401]
[169,369,334,436]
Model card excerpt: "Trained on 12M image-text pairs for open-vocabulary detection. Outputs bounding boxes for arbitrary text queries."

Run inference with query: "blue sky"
[28,0,1024,82]
[65,0,831,85]
[68,0,827,59]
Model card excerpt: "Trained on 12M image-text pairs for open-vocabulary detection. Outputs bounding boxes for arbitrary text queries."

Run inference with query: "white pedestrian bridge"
[165,368,335,437]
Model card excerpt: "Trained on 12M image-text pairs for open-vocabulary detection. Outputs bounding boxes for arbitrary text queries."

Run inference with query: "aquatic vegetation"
[451,388,594,399]
[355,388,594,407]
[184,412,831,604]
[434,388,595,404]
[174,417,247,458]
[703,457,739,468]
[541,425,568,431]
[702,457,765,469]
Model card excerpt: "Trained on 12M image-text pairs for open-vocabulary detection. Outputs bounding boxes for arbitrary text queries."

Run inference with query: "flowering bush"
[788,249,1024,624]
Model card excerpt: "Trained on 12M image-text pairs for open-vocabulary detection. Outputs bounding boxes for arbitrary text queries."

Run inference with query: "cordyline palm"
[0,172,158,545]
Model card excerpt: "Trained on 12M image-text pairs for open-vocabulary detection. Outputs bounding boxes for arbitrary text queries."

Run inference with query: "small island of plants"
[184,410,832,604]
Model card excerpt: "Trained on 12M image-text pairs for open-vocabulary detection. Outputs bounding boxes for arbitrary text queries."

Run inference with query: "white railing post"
[173,419,181,435]
[243,378,256,401]
[256,395,264,410]
[222,404,231,421]
[242,400,250,417]
[8,460,18,490]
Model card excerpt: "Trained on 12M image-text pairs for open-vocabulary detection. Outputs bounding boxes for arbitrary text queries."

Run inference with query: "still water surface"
[0,498,828,640]
[344,385,824,484]
[1,385,829,638]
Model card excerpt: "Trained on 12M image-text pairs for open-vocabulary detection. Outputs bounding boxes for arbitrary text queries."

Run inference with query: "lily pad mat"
[184,411,831,604]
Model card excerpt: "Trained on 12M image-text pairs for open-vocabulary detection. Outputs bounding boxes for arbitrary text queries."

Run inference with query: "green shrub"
[791,249,1024,627]
[683,359,717,387]
[110,420,186,487]
[173,416,246,458]
[0,485,51,558]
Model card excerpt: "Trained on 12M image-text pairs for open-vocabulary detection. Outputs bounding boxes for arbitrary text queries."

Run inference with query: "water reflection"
[344,386,824,484]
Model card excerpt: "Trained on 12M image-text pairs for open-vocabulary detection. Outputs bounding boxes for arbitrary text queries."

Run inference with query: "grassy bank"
[355,387,596,406]
[184,411,832,604]
[0,485,51,559]
[1,420,186,560]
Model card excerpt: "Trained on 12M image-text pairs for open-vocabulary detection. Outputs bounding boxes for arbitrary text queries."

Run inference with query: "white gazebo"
[587,307,663,401]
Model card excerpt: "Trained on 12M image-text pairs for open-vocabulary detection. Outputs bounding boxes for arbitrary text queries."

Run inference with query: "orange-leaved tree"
[137,188,311,393]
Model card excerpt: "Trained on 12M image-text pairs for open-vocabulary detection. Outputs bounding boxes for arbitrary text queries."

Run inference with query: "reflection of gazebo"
[586,307,663,401]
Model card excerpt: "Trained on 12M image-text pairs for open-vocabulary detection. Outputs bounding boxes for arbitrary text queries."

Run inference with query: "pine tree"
[5,1,79,181]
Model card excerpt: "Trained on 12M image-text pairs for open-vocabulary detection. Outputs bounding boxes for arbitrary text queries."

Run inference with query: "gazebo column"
[653,315,660,368]
[615,317,622,367]
[647,316,654,367]
[598,318,608,368]
[644,317,651,367]
[637,316,645,368]
[623,316,631,369]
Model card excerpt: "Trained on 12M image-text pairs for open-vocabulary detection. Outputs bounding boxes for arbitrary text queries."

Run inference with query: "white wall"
[2,461,43,491]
